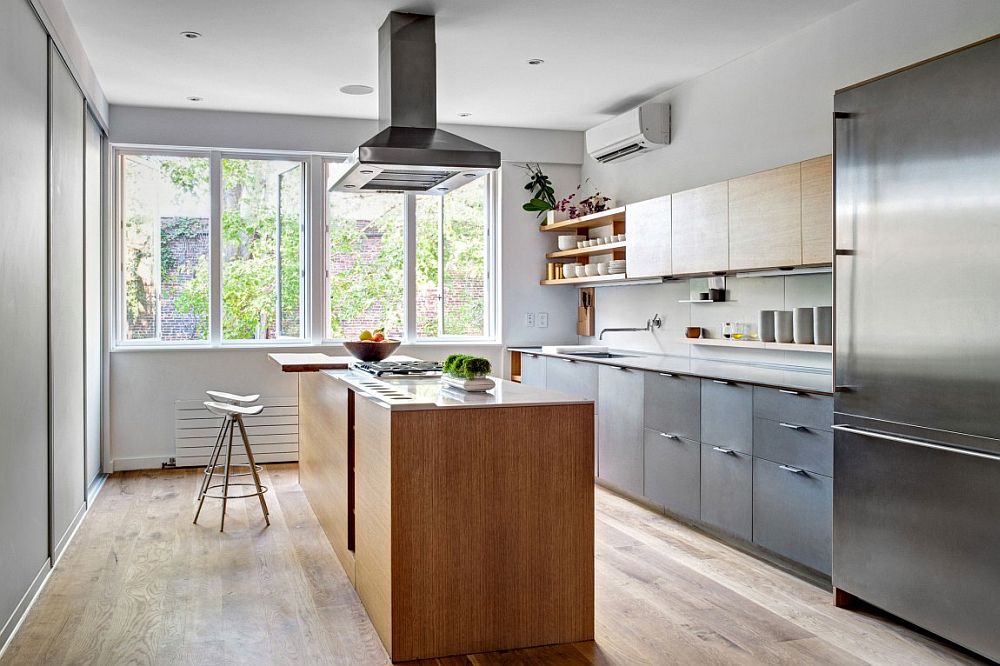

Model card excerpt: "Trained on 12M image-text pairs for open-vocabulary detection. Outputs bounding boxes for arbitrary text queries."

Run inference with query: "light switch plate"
[525,313,535,327]
[537,312,549,328]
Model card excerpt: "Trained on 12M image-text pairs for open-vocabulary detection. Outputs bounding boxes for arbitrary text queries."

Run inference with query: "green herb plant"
[519,163,556,219]
[443,354,492,379]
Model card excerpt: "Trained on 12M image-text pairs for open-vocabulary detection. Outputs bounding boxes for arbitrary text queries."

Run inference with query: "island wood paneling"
[728,163,803,270]
[299,373,355,582]
[671,181,729,275]
[385,403,595,661]
[801,155,834,265]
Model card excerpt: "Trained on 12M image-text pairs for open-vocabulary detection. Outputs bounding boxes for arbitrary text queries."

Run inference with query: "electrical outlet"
[525,312,535,327]
[537,312,549,328]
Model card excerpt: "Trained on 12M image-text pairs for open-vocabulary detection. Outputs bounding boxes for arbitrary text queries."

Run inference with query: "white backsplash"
[579,273,832,370]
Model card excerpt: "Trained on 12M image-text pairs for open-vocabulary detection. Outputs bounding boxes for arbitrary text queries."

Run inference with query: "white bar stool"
[195,391,263,498]
[193,396,270,531]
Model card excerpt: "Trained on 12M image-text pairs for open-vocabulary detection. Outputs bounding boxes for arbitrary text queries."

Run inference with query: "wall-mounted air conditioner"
[585,103,670,164]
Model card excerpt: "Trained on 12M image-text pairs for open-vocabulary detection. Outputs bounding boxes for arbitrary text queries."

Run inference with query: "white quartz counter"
[323,369,593,411]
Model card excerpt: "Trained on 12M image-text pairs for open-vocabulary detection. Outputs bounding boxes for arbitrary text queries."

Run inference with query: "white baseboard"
[110,455,172,471]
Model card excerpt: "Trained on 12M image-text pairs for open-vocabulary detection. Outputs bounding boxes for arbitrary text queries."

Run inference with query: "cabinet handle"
[779,464,809,476]
[712,379,732,386]
[712,446,737,455]
[779,422,808,431]
[563,358,575,363]
[659,432,680,440]
[779,389,803,396]
[617,366,630,372]
[658,372,675,378]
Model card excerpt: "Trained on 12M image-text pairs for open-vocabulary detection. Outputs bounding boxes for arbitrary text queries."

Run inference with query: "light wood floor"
[0,465,983,665]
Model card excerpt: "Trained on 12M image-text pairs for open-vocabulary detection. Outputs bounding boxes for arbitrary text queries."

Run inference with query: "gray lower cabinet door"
[598,366,644,496]
[701,379,753,453]
[753,458,832,574]
[546,357,599,409]
[700,443,752,541]
[643,371,700,440]
[643,429,700,521]
[519,353,546,387]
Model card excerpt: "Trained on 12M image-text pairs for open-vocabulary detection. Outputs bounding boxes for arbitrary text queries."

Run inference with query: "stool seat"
[206,390,260,406]
[204,401,264,417]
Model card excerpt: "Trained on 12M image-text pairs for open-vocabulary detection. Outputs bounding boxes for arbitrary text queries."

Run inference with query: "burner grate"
[352,360,443,377]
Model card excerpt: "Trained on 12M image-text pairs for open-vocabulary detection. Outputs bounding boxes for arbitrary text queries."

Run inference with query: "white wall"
[107,107,582,470]
[577,0,1000,367]
[580,0,1000,201]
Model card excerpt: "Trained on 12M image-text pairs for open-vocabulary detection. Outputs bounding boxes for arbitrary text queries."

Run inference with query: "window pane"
[327,176,404,340]
[120,154,210,341]
[416,177,488,338]
[221,158,305,340]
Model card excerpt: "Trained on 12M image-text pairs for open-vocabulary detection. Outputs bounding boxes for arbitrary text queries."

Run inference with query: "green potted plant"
[442,354,495,392]
[519,163,562,224]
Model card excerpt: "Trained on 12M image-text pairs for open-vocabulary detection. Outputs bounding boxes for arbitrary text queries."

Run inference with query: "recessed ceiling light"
[186,96,203,102]
[340,84,374,95]
[463,173,476,178]
[180,31,202,39]
[527,58,545,65]
[437,187,449,191]
[457,112,472,118]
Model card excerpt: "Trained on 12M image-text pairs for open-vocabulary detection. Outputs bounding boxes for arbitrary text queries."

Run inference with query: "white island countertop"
[323,369,593,411]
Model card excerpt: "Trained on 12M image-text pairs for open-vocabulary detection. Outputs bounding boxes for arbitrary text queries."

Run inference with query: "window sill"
[112,339,502,352]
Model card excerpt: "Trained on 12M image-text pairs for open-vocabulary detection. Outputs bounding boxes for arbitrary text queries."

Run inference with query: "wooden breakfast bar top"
[296,368,596,662]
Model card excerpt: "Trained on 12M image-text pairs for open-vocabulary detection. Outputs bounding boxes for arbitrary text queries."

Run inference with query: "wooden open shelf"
[546,241,627,259]
[539,206,626,232]
[682,338,832,353]
[540,273,629,286]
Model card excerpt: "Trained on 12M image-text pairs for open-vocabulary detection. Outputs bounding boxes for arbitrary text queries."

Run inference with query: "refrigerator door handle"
[831,424,1000,462]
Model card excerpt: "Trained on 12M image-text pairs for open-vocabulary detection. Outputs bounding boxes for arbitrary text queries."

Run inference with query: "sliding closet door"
[49,45,86,560]
[84,112,103,486]
[0,0,50,639]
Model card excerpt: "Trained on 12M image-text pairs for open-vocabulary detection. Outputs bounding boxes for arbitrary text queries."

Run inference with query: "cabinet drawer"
[700,443,752,541]
[753,386,832,431]
[519,353,546,388]
[753,457,832,574]
[546,357,599,411]
[644,371,700,440]
[753,417,833,477]
[643,429,700,521]
[701,379,753,453]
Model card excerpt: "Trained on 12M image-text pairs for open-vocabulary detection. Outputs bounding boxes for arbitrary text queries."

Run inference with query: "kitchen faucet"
[599,314,662,340]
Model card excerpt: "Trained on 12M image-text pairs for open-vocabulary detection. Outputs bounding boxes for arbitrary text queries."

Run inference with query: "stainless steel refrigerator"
[833,36,1000,662]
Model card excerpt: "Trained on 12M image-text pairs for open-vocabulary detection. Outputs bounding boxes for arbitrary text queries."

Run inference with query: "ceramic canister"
[774,311,794,343]
[793,307,814,344]
[758,310,776,342]
[814,306,833,345]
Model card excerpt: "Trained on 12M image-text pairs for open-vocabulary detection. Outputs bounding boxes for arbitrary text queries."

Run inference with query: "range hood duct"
[330,12,501,194]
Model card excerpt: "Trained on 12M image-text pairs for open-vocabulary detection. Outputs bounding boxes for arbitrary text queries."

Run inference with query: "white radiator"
[173,395,298,467]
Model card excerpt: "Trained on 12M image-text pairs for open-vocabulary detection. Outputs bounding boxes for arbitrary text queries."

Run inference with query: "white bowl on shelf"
[558,235,586,251]
[584,264,599,277]
[577,240,587,249]
[564,264,581,278]
[615,233,626,242]
[597,262,610,275]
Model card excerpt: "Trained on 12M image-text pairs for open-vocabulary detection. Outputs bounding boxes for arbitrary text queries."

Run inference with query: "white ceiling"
[64,0,857,131]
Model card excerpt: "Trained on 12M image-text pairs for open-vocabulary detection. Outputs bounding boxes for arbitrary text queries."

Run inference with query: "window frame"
[321,160,497,344]
[111,145,497,349]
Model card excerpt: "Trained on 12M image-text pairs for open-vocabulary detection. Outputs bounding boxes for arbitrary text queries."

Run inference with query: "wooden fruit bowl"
[342,339,401,362]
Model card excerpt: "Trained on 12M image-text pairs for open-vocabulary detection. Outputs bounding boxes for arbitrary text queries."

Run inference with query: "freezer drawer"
[833,424,1000,662]
[643,429,700,521]
[753,458,832,574]
[700,443,752,541]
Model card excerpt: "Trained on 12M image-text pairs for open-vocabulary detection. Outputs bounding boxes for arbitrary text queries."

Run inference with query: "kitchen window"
[324,162,495,342]
[114,147,496,347]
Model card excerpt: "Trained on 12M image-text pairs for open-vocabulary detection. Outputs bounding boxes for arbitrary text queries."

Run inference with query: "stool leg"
[236,414,270,526]
[194,416,230,525]
[220,416,236,532]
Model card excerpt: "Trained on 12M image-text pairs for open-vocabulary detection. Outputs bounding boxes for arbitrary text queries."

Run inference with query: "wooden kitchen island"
[293,365,595,662]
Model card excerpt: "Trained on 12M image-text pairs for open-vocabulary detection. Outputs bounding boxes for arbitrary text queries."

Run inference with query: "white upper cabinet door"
[801,155,834,265]
[671,181,729,275]
[728,164,802,270]
[625,195,671,278]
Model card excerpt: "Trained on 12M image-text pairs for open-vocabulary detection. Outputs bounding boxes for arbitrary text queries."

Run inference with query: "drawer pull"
[779,422,808,431]
[779,389,803,396]
[779,464,809,476]
[658,372,675,377]
[712,379,732,385]
[563,358,575,363]
[659,432,680,440]
[712,446,737,455]
[617,366,630,372]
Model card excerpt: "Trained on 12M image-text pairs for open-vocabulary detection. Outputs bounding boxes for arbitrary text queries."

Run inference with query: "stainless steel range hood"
[330,12,500,194]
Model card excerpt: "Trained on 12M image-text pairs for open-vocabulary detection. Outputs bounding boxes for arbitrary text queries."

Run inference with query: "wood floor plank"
[1,469,986,666]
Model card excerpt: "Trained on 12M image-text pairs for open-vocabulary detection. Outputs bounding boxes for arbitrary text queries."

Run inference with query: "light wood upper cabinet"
[671,181,729,275]
[728,163,802,270]
[625,195,671,278]
[801,155,833,265]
